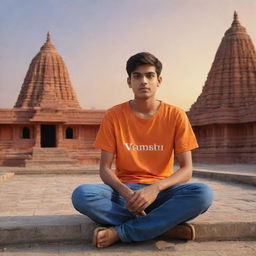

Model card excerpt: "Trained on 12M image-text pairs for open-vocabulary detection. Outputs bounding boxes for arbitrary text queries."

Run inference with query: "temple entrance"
[41,125,56,147]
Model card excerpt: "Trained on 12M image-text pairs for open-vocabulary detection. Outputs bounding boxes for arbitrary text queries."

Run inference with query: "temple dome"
[14,33,81,109]
[188,12,256,125]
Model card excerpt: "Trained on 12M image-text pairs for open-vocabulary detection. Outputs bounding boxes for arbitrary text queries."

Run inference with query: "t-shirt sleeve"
[94,111,116,153]
[174,109,199,154]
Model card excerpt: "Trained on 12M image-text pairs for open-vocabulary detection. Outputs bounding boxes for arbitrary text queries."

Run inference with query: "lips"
[139,88,150,92]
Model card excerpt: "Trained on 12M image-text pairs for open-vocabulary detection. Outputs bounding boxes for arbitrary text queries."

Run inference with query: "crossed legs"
[72,182,213,246]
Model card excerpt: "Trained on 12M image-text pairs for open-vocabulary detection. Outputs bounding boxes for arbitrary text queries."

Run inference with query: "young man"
[72,52,213,248]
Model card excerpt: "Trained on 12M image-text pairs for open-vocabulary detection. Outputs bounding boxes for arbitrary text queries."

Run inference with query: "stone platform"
[193,163,256,186]
[0,166,256,245]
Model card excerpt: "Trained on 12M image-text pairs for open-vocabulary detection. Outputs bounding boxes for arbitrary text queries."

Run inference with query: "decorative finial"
[41,31,56,51]
[234,11,238,21]
[46,32,51,43]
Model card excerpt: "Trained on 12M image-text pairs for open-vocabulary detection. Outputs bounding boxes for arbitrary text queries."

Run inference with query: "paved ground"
[0,174,255,223]
[1,241,256,256]
[1,163,256,174]
[0,165,256,255]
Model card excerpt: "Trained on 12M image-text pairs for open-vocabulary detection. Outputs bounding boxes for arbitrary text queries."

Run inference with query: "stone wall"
[0,125,34,166]
[0,123,101,166]
[192,123,256,163]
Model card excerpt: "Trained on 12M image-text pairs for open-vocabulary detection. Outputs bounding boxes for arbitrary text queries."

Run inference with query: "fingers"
[137,210,147,216]
[126,191,141,207]
[124,185,159,216]
[135,200,149,212]
[125,194,148,214]
[126,198,145,211]
[141,210,147,216]
[126,191,144,206]
[131,210,147,216]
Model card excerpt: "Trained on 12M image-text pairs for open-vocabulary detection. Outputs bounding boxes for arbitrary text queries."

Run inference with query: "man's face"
[127,64,162,100]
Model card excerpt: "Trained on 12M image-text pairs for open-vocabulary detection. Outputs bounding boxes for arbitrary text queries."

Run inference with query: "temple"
[0,33,104,167]
[187,12,256,163]
[1,12,255,167]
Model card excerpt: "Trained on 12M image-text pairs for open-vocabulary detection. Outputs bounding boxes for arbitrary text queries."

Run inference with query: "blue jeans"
[72,182,213,242]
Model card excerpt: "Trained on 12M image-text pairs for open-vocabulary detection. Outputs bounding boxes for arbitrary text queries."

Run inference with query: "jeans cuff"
[115,225,132,243]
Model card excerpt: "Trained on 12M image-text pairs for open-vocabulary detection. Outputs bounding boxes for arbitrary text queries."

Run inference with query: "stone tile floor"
[0,240,256,256]
[0,174,255,224]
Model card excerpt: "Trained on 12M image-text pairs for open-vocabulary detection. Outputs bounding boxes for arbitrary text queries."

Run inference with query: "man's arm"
[125,151,193,213]
[154,150,193,191]
[99,150,133,199]
[99,150,146,216]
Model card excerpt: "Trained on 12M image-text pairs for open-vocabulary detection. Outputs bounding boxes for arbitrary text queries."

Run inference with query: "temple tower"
[15,32,81,109]
[0,33,103,167]
[188,12,256,163]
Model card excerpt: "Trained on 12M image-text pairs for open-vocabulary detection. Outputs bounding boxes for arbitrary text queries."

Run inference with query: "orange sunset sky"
[0,0,255,111]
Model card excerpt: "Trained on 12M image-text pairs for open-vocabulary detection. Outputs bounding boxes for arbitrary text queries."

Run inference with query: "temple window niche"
[22,127,30,139]
[66,127,74,139]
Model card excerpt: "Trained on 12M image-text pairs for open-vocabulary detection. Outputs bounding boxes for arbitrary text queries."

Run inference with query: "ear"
[127,77,132,88]
[157,76,162,87]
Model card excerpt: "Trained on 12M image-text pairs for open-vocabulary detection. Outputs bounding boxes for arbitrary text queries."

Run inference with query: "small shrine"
[0,33,104,167]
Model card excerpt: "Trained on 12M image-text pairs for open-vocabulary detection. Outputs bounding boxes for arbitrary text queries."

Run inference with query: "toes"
[97,230,107,248]
[95,228,119,248]
[99,241,106,248]
[97,231,104,242]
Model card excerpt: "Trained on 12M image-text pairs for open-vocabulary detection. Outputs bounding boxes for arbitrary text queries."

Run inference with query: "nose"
[141,76,148,85]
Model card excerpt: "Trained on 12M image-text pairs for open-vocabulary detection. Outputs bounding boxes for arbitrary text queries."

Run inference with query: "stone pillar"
[223,124,228,147]
[34,124,41,147]
[78,125,83,140]
[13,125,19,140]
[56,124,63,147]
[9,125,14,140]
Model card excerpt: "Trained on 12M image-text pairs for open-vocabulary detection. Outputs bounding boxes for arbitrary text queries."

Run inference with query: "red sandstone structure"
[0,33,104,167]
[188,12,256,163]
[1,12,255,167]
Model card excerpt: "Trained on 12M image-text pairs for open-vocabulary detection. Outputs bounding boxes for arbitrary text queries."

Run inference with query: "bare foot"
[94,227,120,248]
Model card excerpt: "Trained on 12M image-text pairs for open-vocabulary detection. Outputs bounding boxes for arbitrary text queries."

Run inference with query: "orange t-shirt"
[94,101,198,184]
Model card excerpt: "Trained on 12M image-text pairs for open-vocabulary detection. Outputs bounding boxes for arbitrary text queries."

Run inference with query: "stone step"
[69,151,100,157]
[33,150,69,154]
[25,159,79,167]
[0,141,13,147]
[33,148,69,154]
[30,148,73,161]
[0,215,255,245]
[13,168,98,174]
[0,172,15,183]
[0,152,31,157]
[193,169,256,186]
[32,155,70,160]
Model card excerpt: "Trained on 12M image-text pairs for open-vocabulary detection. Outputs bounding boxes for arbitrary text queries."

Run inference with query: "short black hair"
[126,52,162,77]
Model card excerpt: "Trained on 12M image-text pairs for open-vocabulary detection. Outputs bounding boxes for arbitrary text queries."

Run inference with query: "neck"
[131,97,160,115]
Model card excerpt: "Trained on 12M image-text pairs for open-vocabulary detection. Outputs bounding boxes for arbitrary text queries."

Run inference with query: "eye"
[133,74,141,79]
[146,73,155,79]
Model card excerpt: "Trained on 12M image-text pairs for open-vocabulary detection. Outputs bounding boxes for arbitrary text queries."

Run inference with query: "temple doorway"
[41,125,56,147]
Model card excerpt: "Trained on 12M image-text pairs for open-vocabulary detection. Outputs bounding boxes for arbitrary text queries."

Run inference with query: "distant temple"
[0,33,104,167]
[188,12,256,163]
[1,12,255,167]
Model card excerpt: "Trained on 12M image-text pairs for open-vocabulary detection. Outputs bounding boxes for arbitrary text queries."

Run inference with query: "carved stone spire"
[14,33,81,109]
[47,31,51,42]
[188,12,256,125]
[233,10,238,21]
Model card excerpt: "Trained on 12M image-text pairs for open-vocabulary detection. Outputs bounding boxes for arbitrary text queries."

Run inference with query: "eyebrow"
[132,71,156,75]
